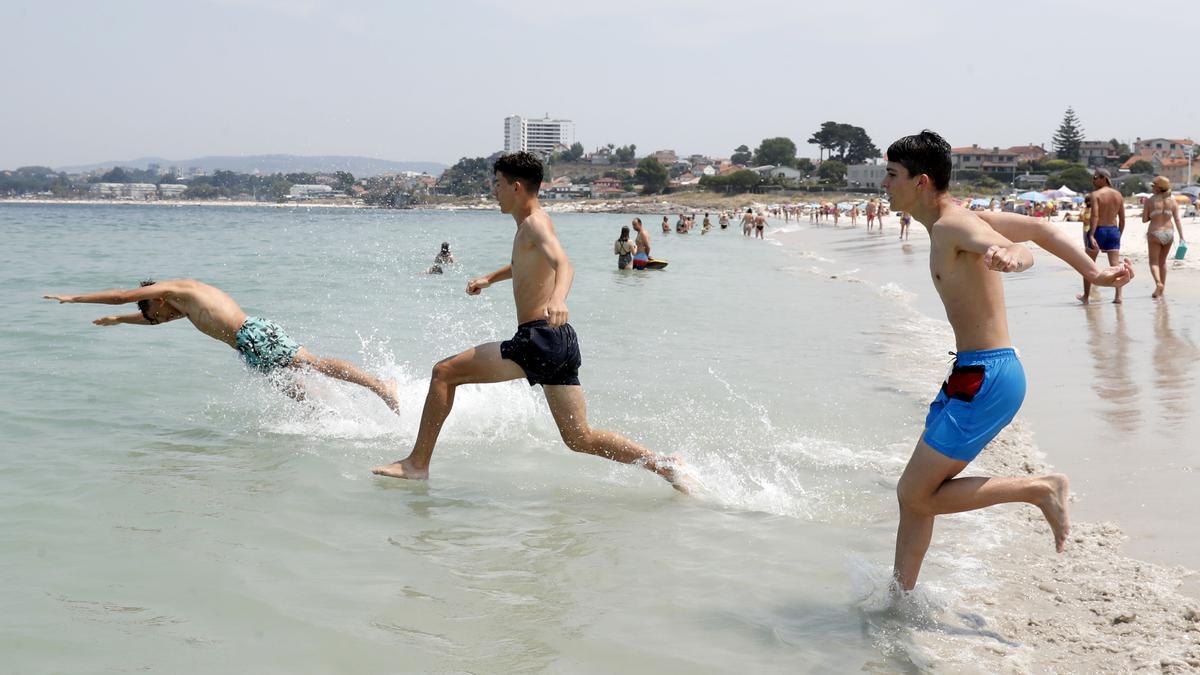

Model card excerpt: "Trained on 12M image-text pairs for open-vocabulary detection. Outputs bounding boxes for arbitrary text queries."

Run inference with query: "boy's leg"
[372,342,525,479]
[893,439,1069,591]
[543,385,692,493]
[292,347,400,414]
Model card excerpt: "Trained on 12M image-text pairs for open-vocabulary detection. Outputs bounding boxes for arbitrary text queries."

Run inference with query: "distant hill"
[56,154,445,177]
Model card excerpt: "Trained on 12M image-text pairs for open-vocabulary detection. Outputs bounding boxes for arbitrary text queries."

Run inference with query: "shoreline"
[769,214,1200,671]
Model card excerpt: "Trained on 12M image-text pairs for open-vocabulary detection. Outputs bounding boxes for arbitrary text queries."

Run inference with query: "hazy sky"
[3,0,1197,169]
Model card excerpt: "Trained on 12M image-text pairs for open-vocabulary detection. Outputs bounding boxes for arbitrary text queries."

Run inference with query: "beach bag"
[1174,240,1188,260]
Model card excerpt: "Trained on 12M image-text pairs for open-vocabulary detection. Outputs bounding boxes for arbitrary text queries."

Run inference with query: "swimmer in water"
[44,279,400,413]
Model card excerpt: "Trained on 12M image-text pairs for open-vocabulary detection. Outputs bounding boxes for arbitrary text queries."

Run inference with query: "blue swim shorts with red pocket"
[923,347,1026,462]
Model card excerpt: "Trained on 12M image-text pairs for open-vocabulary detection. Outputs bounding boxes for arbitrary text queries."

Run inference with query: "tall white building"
[503,114,575,156]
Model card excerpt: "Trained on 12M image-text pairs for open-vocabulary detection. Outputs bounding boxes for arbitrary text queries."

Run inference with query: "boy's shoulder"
[516,208,557,242]
[930,205,988,241]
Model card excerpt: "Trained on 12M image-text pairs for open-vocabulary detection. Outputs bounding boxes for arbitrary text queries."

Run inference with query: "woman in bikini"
[1142,176,1187,298]
[613,224,637,270]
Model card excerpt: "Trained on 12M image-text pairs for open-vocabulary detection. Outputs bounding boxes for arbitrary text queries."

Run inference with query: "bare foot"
[1112,297,1122,304]
[1037,474,1070,553]
[1076,293,1090,305]
[1152,284,1164,298]
[656,453,701,495]
[371,457,428,480]
[381,379,401,415]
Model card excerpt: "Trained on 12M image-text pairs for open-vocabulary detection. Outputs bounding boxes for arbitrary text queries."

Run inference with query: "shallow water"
[4,203,1189,672]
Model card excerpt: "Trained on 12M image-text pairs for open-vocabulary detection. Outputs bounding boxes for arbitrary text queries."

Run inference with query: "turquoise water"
[8,202,1178,672]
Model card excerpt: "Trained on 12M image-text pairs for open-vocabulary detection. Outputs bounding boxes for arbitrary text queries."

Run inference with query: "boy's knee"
[896,481,933,516]
[431,358,457,384]
[560,428,591,453]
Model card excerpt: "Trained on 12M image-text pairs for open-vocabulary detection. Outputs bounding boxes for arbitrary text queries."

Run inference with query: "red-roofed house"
[590,176,625,198]
[1135,138,1195,153]
[1121,137,1198,184]
[951,145,1018,176]
[1006,144,1047,164]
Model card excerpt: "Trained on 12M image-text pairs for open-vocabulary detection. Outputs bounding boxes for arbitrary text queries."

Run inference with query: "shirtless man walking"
[44,279,400,412]
[881,131,1133,591]
[1082,168,1126,304]
[371,152,690,491]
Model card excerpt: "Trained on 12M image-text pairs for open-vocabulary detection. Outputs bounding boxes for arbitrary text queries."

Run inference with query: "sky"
[3,0,1197,169]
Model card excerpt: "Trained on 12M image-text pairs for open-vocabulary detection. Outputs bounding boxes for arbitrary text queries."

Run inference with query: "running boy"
[372,152,690,492]
[881,131,1133,591]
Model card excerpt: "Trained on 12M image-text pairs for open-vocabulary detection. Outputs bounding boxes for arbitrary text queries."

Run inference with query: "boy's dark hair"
[493,152,543,195]
[886,130,952,192]
[136,279,157,322]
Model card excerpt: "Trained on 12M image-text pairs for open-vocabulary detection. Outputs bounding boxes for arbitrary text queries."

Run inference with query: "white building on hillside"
[89,182,159,200]
[504,115,575,156]
[847,163,886,187]
[289,184,335,199]
[158,184,187,198]
[752,165,802,181]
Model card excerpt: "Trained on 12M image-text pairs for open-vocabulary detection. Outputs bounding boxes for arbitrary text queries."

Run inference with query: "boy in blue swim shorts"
[882,131,1134,592]
[45,279,399,414]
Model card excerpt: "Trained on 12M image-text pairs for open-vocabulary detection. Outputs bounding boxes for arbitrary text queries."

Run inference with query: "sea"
[1,202,1196,673]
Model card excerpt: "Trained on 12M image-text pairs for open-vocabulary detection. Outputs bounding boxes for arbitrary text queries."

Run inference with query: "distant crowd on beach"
[610,200,917,270]
[610,170,1192,304]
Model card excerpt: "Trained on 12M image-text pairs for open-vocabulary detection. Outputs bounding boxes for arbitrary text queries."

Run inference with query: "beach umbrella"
[1072,196,1085,203]
[1178,186,1200,202]
[1018,191,1049,202]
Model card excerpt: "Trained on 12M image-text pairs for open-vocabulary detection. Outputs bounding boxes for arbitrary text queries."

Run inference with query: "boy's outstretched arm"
[93,313,155,326]
[977,211,1134,287]
[44,280,190,305]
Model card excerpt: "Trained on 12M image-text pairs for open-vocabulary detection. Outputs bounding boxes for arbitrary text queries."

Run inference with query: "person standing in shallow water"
[372,152,692,492]
[880,130,1134,592]
[614,225,637,270]
[434,242,455,265]
[632,218,651,270]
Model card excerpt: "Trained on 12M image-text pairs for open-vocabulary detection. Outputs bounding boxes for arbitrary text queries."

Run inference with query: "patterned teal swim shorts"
[235,316,301,372]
